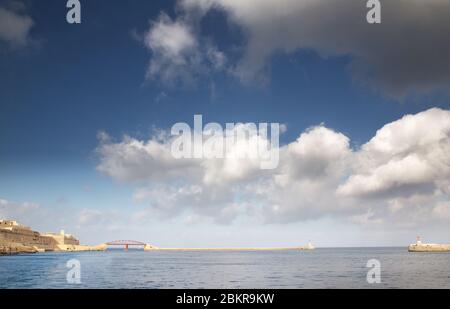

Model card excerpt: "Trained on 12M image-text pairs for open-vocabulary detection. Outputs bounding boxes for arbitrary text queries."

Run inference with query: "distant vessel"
[408,236,450,252]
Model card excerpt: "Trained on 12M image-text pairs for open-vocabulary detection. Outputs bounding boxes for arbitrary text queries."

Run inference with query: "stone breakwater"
[408,243,450,252]
[408,237,450,252]
[143,244,315,252]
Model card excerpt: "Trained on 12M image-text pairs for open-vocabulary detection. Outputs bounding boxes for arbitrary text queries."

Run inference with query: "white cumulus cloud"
[96,108,450,226]
[338,108,450,198]
[142,12,226,87]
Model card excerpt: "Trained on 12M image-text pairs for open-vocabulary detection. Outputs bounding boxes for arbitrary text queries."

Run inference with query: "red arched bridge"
[106,240,147,251]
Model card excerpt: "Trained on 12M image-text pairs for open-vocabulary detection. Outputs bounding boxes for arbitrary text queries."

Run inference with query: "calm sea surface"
[1,247,450,288]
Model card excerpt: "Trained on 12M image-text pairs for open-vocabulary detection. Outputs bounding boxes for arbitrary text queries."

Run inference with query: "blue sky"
[1,0,450,247]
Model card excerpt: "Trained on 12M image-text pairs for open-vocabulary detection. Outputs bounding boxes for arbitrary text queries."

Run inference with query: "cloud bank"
[0,198,39,219]
[96,108,450,227]
[143,0,450,98]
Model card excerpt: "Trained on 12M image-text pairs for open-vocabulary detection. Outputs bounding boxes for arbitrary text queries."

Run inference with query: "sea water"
[1,247,449,288]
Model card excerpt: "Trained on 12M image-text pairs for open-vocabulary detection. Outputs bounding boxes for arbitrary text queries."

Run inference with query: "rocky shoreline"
[0,243,40,255]
[0,243,107,255]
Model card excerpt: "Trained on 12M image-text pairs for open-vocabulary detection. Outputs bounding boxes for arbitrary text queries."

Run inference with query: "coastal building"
[0,219,106,254]
[0,220,57,251]
[43,230,80,246]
